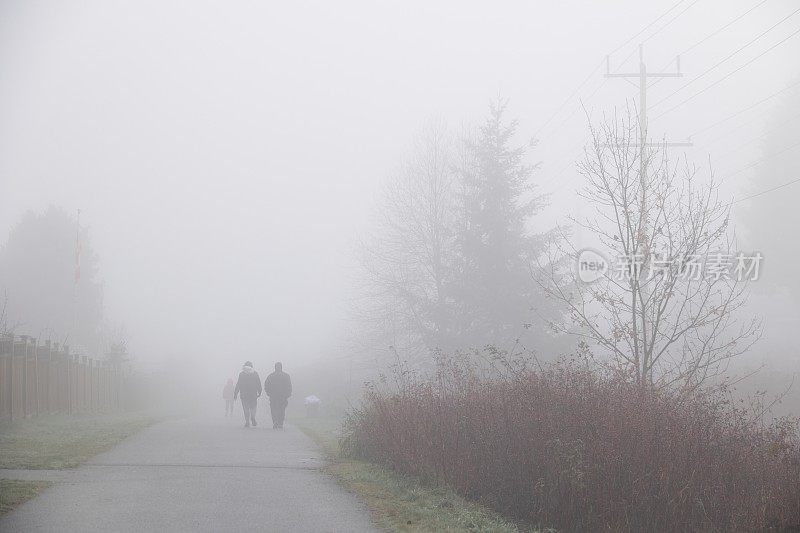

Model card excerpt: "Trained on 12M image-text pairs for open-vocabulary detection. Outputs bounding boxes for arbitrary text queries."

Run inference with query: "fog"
[1,0,799,408]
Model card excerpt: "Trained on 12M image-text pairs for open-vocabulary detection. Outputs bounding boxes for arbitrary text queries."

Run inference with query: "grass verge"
[0,412,158,470]
[0,479,51,515]
[292,415,533,532]
[0,412,158,516]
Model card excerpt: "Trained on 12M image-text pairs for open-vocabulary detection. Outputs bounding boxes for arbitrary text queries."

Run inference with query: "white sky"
[1,0,798,372]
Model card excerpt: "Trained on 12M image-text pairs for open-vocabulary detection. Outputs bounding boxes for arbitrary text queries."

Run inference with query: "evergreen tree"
[355,102,563,364]
[454,100,552,351]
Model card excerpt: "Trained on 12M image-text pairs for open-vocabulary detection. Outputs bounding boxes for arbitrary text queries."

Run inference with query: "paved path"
[0,414,378,532]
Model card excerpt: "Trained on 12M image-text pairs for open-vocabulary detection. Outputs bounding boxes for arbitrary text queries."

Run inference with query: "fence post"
[95,360,100,411]
[91,359,97,412]
[73,353,79,413]
[86,357,92,412]
[19,335,28,418]
[42,340,51,414]
[107,362,112,411]
[0,334,12,422]
[100,361,106,411]
[64,345,72,415]
[52,342,60,412]
[47,341,54,414]
[98,361,104,411]
[31,337,39,417]
[54,343,63,413]
[112,362,120,411]
[97,361,102,411]
[88,357,93,411]
[80,356,87,412]
[10,335,15,422]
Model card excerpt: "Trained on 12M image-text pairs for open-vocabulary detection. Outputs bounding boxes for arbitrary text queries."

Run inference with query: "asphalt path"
[0,413,378,532]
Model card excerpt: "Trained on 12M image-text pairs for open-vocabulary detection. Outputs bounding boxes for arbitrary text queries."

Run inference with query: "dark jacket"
[234,367,262,401]
[264,370,292,400]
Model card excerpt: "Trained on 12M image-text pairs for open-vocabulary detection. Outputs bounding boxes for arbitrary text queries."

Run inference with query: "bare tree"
[536,110,761,392]
[355,119,458,361]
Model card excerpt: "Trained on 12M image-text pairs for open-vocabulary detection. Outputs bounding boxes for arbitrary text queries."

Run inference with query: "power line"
[647,58,677,89]
[543,2,798,199]
[653,26,800,119]
[642,0,702,45]
[546,76,610,139]
[542,41,686,194]
[626,0,700,91]
[710,109,800,157]
[543,143,586,193]
[688,78,800,138]
[549,138,800,199]
[648,0,771,90]
[734,177,800,203]
[533,60,604,139]
[550,121,800,196]
[541,1,766,194]
[613,47,640,76]
[538,80,612,193]
[550,140,800,200]
[534,0,689,140]
[701,113,767,148]
[724,139,800,178]
[608,0,688,56]
[650,6,800,109]
[681,0,771,56]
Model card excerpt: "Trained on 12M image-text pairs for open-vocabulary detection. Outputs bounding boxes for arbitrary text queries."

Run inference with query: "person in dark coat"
[264,362,292,429]
[234,361,262,427]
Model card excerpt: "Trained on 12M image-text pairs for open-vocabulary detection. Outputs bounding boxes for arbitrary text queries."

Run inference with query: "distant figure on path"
[304,395,321,417]
[264,362,292,429]
[222,378,235,417]
[234,361,262,427]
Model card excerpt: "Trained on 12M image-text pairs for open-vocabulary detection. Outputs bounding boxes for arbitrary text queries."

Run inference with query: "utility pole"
[605,44,692,180]
[604,44,691,385]
[605,44,692,141]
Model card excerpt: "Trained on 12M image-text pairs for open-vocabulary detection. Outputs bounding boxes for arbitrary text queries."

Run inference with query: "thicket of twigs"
[342,354,800,531]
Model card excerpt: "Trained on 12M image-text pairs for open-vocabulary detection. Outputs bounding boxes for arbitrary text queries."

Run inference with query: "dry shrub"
[342,355,800,532]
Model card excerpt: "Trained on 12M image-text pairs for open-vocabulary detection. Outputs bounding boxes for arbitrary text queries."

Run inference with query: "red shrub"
[342,356,800,531]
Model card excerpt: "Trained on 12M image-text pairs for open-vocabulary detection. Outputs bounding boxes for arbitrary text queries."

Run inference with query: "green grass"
[0,479,51,515]
[292,415,534,532]
[0,412,157,470]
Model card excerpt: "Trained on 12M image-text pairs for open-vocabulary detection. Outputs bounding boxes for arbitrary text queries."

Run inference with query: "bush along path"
[343,356,800,532]
[294,415,529,532]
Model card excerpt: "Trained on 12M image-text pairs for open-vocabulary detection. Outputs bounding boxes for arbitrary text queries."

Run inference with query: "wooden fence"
[0,334,125,421]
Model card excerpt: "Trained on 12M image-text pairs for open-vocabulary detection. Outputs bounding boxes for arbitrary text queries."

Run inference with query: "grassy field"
[0,412,158,516]
[0,480,51,515]
[292,415,534,533]
[0,413,158,470]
